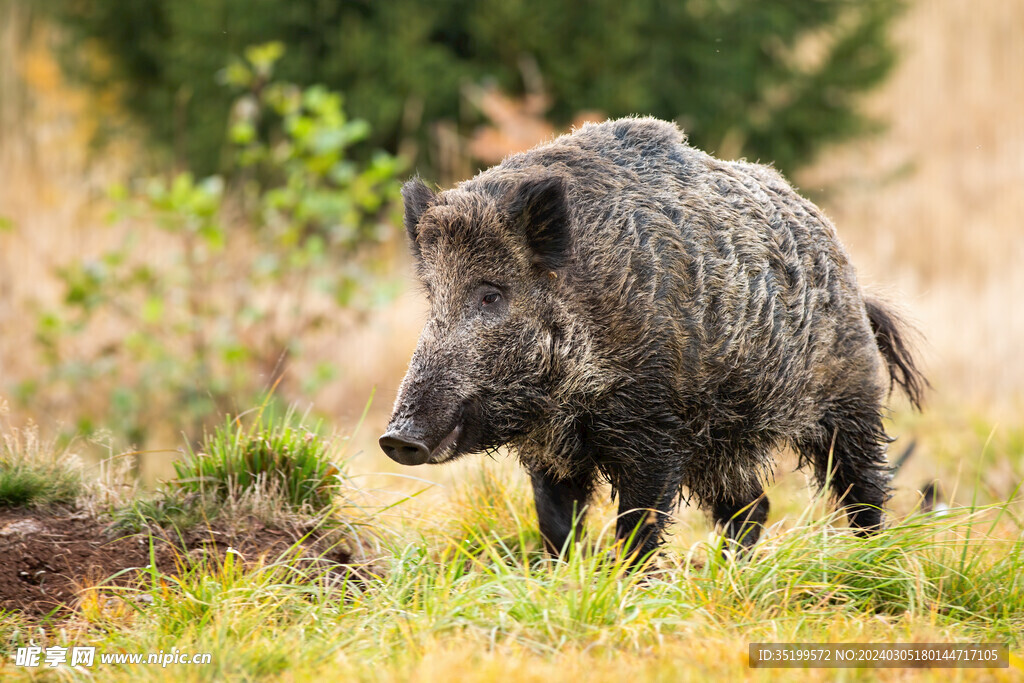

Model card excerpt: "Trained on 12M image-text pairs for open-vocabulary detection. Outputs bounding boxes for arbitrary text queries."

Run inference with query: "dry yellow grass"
[798,0,1024,409]
[0,15,136,418]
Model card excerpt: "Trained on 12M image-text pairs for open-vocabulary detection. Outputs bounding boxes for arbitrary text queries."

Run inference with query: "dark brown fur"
[380,117,927,560]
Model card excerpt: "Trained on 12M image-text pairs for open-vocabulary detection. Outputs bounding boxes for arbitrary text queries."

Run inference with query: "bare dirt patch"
[0,506,358,617]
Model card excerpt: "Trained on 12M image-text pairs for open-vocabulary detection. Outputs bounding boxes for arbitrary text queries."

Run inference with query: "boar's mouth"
[428,422,463,463]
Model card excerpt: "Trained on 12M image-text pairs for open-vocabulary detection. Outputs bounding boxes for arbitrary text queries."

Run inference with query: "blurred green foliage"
[30,46,400,446]
[44,0,903,177]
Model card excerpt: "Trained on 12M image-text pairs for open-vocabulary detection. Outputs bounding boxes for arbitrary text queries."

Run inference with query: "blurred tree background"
[42,0,903,179]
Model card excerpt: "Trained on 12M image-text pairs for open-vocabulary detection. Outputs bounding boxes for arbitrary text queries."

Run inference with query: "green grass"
[1,408,1023,681]
[174,409,341,512]
[5,487,1023,680]
[112,407,355,535]
[4,499,1020,681]
[0,421,85,507]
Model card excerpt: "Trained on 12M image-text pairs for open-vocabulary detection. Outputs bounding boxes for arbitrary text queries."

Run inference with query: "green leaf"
[340,119,370,145]
[141,296,164,325]
[221,344,249,364]
[170,172,195,204]
[199,222,226,250]
[229,121,256,145]
[245,41,285,75]
[218,60,254,88]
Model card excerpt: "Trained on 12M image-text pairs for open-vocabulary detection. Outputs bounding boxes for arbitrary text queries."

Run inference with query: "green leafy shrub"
[28,45,400,447]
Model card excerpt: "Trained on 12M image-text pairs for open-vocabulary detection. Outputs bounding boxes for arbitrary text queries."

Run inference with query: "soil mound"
[0,507,358,616]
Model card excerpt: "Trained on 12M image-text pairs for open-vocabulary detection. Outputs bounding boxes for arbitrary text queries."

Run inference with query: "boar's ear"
[401,178,435,256]
[507,174,570,272]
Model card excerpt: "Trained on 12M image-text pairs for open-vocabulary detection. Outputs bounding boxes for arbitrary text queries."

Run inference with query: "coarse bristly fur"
[381,117,928,561]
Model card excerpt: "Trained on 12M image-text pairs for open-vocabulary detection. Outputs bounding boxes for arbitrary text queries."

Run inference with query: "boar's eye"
[474,284,506,315]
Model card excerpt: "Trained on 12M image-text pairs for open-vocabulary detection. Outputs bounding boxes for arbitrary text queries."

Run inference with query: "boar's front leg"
[612,466,681,563]
[530,467,595,557]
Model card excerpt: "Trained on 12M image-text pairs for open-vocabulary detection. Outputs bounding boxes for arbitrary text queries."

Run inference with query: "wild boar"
[379,117,926,560]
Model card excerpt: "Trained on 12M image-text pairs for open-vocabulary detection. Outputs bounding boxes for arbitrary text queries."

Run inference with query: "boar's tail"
[865,297,929,411]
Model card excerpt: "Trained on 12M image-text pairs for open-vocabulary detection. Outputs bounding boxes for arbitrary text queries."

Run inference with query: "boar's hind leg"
[798,401,891,534]
[530,468,596,556]
[711,482,770,553]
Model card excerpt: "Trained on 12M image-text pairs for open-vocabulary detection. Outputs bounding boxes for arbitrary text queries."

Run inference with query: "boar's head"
[379,173,571,466]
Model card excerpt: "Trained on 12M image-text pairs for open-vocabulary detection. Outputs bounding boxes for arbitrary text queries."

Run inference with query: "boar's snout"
[378,432,431,466]
[379,399,467,466]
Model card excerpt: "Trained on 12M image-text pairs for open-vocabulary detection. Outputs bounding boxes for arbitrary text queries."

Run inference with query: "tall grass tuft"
[0,418,84,507]
[173,408,341,513]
